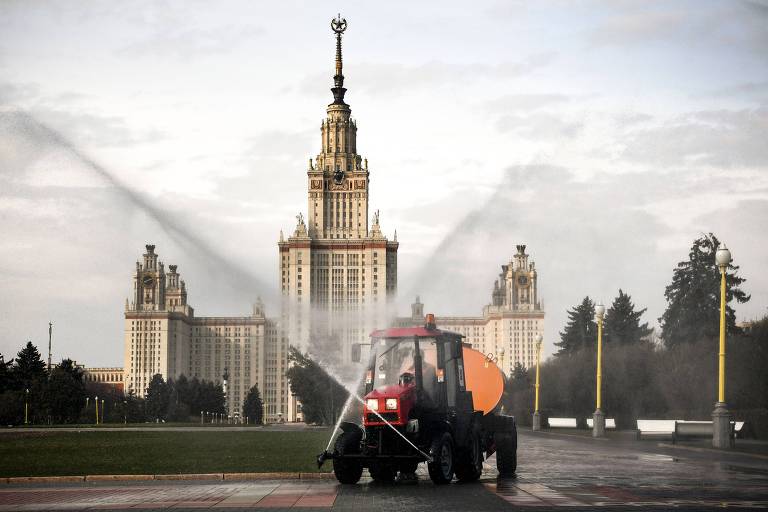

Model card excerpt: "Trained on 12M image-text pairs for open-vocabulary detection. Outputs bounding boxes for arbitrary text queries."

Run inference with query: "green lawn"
[0,430,332,477]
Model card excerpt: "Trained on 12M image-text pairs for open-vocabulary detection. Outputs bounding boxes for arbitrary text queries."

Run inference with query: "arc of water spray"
[5,111,278,305]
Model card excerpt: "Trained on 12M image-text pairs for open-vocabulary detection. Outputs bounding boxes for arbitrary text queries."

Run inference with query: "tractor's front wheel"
[333,430,363,484]
[427,432,455,485]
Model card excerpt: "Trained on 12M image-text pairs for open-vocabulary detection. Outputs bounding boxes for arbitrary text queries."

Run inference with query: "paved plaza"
[2,430,767,510]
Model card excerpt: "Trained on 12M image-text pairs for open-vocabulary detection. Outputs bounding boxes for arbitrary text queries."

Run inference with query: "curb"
[6,476,86,484]
[657,443,768,460]
[1,472,334,484]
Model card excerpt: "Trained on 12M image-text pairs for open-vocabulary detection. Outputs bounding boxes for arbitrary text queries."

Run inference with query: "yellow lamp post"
[24,388,30,425]
[713,244,733,449]
[592,303,606,438]
[101,400,105,424]
[532,334,543,431]
[95,395,99,425]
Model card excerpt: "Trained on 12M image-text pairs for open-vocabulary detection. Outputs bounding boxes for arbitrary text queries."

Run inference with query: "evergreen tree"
[242,384,264,424]
[13,341,47,389]
[555,297,597,356]
[603,289,653,345]
[145,374,170,421]
[44,359,87,423]
[660,233,749,347]
[0,354,13,394]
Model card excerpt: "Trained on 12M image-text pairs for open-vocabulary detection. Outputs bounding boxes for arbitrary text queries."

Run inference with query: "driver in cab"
[398,347,438,405]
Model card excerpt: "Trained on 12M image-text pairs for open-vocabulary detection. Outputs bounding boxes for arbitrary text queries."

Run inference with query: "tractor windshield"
[370,338,439,401]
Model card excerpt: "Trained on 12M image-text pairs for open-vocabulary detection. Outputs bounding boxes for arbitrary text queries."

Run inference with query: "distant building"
[398,245,545,373]
[123,245,287,422]
[83,367,125,393]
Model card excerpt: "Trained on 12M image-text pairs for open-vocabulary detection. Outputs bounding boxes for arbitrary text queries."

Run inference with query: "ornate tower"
[307,15,369,240]
[279,15,398,375]
[132,245,166,311]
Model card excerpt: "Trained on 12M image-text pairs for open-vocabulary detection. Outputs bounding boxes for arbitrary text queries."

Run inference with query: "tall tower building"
[398,245,545,374]
[279,16,398,375]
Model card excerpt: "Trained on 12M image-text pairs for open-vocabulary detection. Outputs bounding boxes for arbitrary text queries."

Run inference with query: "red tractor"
[318,315,517,484]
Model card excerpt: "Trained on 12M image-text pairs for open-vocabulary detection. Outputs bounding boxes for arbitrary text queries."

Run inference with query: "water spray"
[1,110,278,306]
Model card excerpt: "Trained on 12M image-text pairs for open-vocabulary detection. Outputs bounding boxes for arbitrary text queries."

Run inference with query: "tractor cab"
[362,323,467,428]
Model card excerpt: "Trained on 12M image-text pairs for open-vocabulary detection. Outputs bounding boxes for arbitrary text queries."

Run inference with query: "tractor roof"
[369,326,462,339]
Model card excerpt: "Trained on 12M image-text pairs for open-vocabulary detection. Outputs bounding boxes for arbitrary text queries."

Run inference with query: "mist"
[0,109,278,364]
[398,164,768,357]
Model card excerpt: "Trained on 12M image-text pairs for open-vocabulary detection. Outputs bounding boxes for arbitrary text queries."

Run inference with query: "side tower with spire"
[279,16,398,385]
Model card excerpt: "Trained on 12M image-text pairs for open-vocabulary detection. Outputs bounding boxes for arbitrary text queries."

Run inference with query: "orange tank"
[462,345,505,415]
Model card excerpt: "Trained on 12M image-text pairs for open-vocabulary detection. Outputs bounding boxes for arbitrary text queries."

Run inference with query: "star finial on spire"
[330,14,348,105]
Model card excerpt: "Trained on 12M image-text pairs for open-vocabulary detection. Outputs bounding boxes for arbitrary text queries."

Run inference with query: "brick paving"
[2,430,768,510]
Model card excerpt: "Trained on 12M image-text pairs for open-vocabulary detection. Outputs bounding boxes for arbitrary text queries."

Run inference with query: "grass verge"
[0,430,331,477]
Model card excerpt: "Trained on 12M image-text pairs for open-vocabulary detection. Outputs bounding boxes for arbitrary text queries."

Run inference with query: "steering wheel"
[399,372,415,386]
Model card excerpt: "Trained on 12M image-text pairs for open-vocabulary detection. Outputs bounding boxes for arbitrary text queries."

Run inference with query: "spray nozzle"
[317,451,330,468]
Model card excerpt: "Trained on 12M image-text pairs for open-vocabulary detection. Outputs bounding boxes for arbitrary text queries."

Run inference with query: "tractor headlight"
[366,399,379,411]
[385,398,398,410]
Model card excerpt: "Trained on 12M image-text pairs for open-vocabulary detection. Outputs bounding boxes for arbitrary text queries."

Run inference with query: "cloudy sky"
[1,0,767,365]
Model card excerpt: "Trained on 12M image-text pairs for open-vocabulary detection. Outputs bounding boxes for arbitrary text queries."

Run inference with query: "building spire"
[330,14,348,105]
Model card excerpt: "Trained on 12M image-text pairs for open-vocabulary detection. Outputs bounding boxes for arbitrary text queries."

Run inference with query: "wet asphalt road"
[1,429,767,510]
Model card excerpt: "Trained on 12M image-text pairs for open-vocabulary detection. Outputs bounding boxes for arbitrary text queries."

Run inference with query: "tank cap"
[425,313,436,329]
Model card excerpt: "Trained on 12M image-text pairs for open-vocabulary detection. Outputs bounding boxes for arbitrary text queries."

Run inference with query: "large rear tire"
[427,432,455,485]
[495,428,517,477]
[333,430,364,484]
[455,431,483,482]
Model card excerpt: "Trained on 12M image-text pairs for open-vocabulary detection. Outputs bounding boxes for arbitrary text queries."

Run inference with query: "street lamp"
[95,395,99,425]
[713,244,733,449]
[592,303,606,438]
[532,334,543,431]
[101,399,105,424]
[24,388,30,425]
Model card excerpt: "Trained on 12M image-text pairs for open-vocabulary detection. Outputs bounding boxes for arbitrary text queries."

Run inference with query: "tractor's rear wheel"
[333,431,363,484]
[455,431,483,482]
[495,429,517,477]
[369,464,396,483]
[427,432,455,485]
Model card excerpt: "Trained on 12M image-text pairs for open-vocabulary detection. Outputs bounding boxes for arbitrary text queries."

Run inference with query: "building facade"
[278,16,397,374]
[123,244,287,421]
[399,245,545,374]
[83,367,125,393]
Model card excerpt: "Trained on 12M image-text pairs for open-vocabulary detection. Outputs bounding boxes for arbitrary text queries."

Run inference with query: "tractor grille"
[366,412,398,423]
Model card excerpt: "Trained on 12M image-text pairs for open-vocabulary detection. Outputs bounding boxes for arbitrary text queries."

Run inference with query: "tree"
[555,297,597,356]
[603,289,653,345]
[13,341,47,389]
[44,359,86,423]
[166,374,192,422]
[0,354,13,394]
[286,347,348,425]
[145,374,170,421]
[242,384,264,424]
[660,233,749,347]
